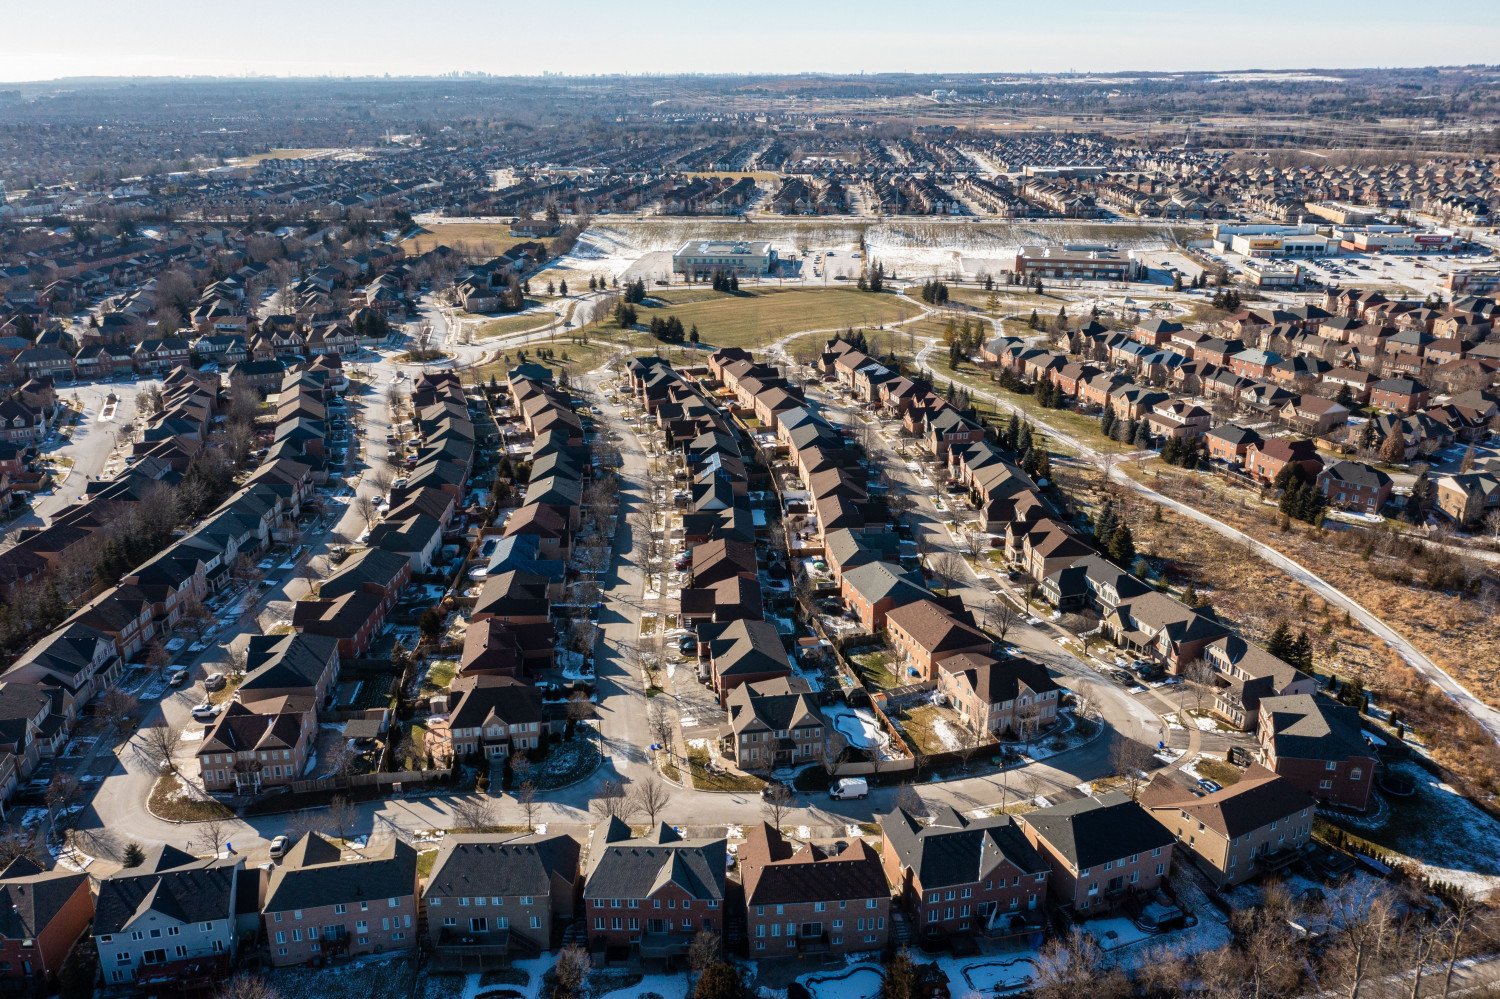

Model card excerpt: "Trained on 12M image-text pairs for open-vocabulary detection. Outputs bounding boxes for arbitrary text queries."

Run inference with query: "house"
[1244,438,1323,486]
[706,619,792,706]
[1204,424,1263,466]
[1017,792,1174,914]
[1435,472,1500,527]
[1103,591,1227,672]
[1370,378,1430,415]
[94,845,240,987]
[263,834,419,967]
[440,675,546,763]
[1317,461,1393,515]
[291,547,411,657]
[1257,694,1377,811]
[725,676,825,772]
[936,653,1061,740]
[1141,765,1314,887]
[739,823,891,957]
[237,633,341,715]
[0,857,93,988]
[1201,635,1317,731]
[879,806,1049,939]
[1280,396,1349,435]
[424,833,582,963]
[884,599,992,680]
[197,701,315,795]
[582,820,726,967]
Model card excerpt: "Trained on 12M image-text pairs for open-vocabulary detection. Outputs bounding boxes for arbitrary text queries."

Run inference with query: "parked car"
[269,835,290,860]
[1197,778,1223,793]
[204,672,227,692]
[191,703,221,722]
[166,667,189,687]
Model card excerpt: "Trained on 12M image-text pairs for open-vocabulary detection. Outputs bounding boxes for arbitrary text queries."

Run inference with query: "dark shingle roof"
[425,833,580,899]
[1018,791,1174,871]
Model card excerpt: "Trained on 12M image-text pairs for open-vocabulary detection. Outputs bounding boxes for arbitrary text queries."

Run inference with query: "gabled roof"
[879,806,1048,890]
[1142,764,1314,840]
[1018,791,1175,871]
[95,846,239,934]
[0,857,89,942]
[425,833,581,899]
[583,822,726,903]
[739,824,888,906]
[265,834,417,912]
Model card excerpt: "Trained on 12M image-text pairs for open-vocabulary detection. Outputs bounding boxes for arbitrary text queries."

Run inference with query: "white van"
[829,777,869,800]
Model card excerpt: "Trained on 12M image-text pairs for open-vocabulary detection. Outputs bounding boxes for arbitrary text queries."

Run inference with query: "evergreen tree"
[1028,309,1039,330]
[1101,401,1117,438]
[1290,631,1314,671]
[1266,622,1294,662]
[1335,383,1355,409]
[1018,421,1034,455]
[1133,421,1151,448]
[1003,413,1021,452]
[1056,306,1067,331]
[880,950,921,999]
[1108,524,1136,568]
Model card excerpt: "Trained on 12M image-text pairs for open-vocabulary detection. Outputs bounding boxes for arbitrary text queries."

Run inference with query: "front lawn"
[687,746,765,793]
[532,735,602,790]
[148,774,233,822]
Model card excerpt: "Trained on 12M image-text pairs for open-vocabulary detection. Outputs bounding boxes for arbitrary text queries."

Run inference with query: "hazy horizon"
[4,0,1498,84]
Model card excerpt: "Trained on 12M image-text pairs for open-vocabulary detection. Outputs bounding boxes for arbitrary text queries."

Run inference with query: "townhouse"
[583,820,726,967]
[884,598,993,680]
[1257,693,1377,811]
[1142,765,1315,887]
[1018,792,1174,914]
[725,676,826,772]
[879,806,1049,937]
[936,652,1061,739]
[262,834,419,967]
[1317,460,1394,514]
[0,857,93,988]
[425,833,581,964]
[94,846,240,988]
[291,547,411,657]
[740,824,891,957]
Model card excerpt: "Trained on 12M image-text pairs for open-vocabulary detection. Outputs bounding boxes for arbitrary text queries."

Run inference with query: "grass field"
[401,222,532,258]
[474,312,557,340]
[631,287,920,348]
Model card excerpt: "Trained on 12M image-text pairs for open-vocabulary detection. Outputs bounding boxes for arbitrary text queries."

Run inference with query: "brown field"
[1060,459,1500,801]
[400,222,532,258]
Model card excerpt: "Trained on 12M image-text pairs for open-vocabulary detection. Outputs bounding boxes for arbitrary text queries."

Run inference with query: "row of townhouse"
[709,341,1069,753]
[939,395,1379,810]
[446,366,586,762]
[1000,324,1496,517]
[0,364,324,801]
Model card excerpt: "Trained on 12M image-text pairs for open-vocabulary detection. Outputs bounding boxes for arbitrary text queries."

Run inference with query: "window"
[814,902,825,913]
[1319,779,1333,790]
[866,899,878,909]
[334,904,346,915]
[1350,768,1363,780]
[275,932,286,944]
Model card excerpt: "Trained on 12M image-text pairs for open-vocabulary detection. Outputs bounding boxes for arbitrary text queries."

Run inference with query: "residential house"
[1244,438,1324,486]
[936,653,1061,740]
[440,675,546,763]
[94,845,240,987]
[884,599,992,680]
[1017,792,1174,914]
[582,820,726,967]
[1257,694,1377,811]
[879,806,1050,938]
[725,677,825,772]
[1317,461,1394,515]
[262,834,419,967]
[1141,765,1314,887]
[424,833,582,963]
[740,824,891,957]
[0,857,93,988]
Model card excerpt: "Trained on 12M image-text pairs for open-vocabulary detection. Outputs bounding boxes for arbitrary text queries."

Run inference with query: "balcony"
[638,930,693,959]
[436,927,512,957]
[794,931,831,955]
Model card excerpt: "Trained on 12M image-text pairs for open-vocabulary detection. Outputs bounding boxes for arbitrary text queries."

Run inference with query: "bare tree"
[450,794,499,833]
[930,551,965,590]
[635,772,673,826]
[589,779,636,822]
[136,723,184,776]
[648,700,675,760]
[326,795,359,842]
[761,781,794,830]
[216,973,284,999]
[353,495,377,531]
[956,722,987,771]
[1031,928,1108,999]
[191,814,232,858]
[548,945,591,999]
[1318,880,1401,999]
[1108,735,1156,801]
[989,597,1018,643]
[99,688,140,729]
[516,781,540,829]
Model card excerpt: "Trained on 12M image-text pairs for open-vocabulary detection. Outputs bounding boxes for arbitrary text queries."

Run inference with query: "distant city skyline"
[3,0,1498,83]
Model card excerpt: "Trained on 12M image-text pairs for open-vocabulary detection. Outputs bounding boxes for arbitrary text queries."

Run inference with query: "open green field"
[633,287,921,348]
[401,221,533,258]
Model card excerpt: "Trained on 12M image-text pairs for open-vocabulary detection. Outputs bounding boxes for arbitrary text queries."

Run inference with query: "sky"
[3,0,1498,82]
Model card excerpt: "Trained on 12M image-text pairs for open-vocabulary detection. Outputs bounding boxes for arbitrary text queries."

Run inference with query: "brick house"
[884,599,992,680]
[740,824,891,958]
[936,652,1061,739]
[263,834,419,967]
[1244,438,1324,486]
[197,702,314,795]
[706,619,793,707]
[1317,460,1394,515]
[1204,424,1263,466]
[0,857,93,987]
[583,820,726,968]
[1369,377,1430,414]
[725,677,826,772]
[291,547,411,657]
[1018,792,1174,914]
[1141,765,1314,888]
[440,675,546,763]
[424,833,582,962]
[879,806,1049,938]
[1257,694,1377,811]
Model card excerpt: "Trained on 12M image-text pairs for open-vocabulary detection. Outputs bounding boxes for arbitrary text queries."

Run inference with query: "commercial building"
[1013,245,1140,282]
[671,240,776,278]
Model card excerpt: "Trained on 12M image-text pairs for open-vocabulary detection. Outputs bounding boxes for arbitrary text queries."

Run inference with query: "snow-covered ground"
[801,963,884,999]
